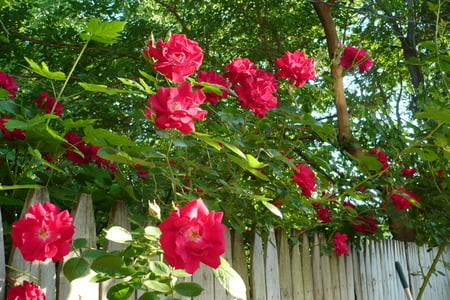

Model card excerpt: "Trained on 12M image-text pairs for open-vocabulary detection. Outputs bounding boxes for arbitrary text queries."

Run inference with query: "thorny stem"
[416,243,447,300]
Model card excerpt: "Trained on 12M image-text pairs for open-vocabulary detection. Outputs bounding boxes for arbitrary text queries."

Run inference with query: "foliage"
[0,0,449,298]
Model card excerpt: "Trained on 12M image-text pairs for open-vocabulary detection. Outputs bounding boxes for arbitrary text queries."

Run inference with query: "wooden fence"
[1,187,449,299]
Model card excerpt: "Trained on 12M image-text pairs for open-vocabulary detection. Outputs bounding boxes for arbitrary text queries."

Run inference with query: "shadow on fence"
[1,187,449,299]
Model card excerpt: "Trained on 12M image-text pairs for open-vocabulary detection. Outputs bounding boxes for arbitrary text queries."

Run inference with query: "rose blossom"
[391,188,421,209]
[7,281,46,300]
[333,232,349,256]
[35,92,63,116]
[317,207,332,223]
[292,163,316,197]
[369,147,389,171]
[340,45,373,73]
[0,115,26,141]
[158,198,226,274]
[145,82,207,134]
[233,70,278,117]
[0,71,19,98]
[196,70,230,105]
[224,58,257,84]
[143,34,203,83]
[276,50,315,87]
[352,215,378,235]
[401,167,417,177]
[11,202,75,262]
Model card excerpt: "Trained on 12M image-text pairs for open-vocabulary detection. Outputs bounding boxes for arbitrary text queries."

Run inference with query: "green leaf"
[142,280,171,293]
[0,88,9,98]
[222,142,246,158]
[24,57,66,80]
[72,238,88,248]
[212,257,247,300]
[149,261,171,277]
[63,257,89,282]
[358,154,382,173]
[245,154,265,168]
[414,148,440,161]
[97,148,133,163]
[81,249,110,258]
[0,184,41,191]
[137,292,159,300]
[192,131,223,151]
[196,81,227,96]
[144,226,162,240]
[415,107,450,124]
[80,18,126,44]
[118,77,145,90]
[84,126,136,146]
[78,82,131,94]
[261,201,283,219]
[91,255,133,278]
[105,226,132,244]
[174,282,203,297]
[107,282,134,300]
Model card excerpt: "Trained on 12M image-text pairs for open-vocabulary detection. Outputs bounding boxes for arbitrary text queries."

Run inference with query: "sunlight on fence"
[1,187,449,299]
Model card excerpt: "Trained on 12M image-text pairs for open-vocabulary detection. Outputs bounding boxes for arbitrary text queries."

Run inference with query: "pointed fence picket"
[1,188,449,300]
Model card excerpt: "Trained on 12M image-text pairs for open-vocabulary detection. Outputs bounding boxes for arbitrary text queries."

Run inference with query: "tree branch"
[312,1,362,157]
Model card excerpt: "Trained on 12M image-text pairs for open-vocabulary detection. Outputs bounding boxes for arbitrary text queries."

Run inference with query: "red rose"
[275,50,315,87]
[7,281,46,300]
[11,202,75,262]
[144,34,203,83]
[317,207,332,223]
[196,70,230,105]
[35,92,63,116]
[369,147,389,171]
[0,71,19,98]
[224,58,257,84]
[401,167,416,177]
[63,132,91,164]
[234,70,278,118]
[340,45,373,73]
[158,198,226,274]
[391,188,420,209]
[292,163,316,197]
[146,82,207,134]
[333,232,349,256]
[352,215,378,235]
[0,115,26,141]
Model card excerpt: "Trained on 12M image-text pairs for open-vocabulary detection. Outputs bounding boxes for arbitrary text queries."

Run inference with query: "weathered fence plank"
[301,234,314,300]
[2,190,450,300]
[265,230,281,300]
[312,234,323,300]
[7,188,56,300]
[277,231,292,300]
[291,243,304,300]
[58,193,98,300]
[251,233,266,300]
[0,208,5,300]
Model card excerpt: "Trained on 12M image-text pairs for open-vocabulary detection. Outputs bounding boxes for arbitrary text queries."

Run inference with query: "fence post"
[7,187,56,300]
[57,193,98,300]
[100,200,132,300]
[301,234,314,300]
[278,230,292,300]
[232,231,250,300]
[0,207,5,300]
[251,233,266,300]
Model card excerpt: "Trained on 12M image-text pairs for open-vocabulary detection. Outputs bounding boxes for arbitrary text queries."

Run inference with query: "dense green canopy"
[0,0,448,250]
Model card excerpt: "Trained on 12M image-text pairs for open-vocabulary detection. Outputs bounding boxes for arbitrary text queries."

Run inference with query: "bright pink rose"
[352,215,378,235]
[196,70,230,105]
[35,92,63,116]
[317,207,332,223]
[224,58,257,84]
[0,71,19,98]
[143,34,203,83]
[391,188,420,209]
[158,198,226,274]
[275,50,315,87]
[0,115,26,141]
[11,202,75,262]
[340,45,373,73]
[292,163,316,197]
[401,167,416,177]
[234,70,278,117]
[146,82,207,134]
[369,147,389,171]
[333,232,349,256]
[7,281,46,300]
